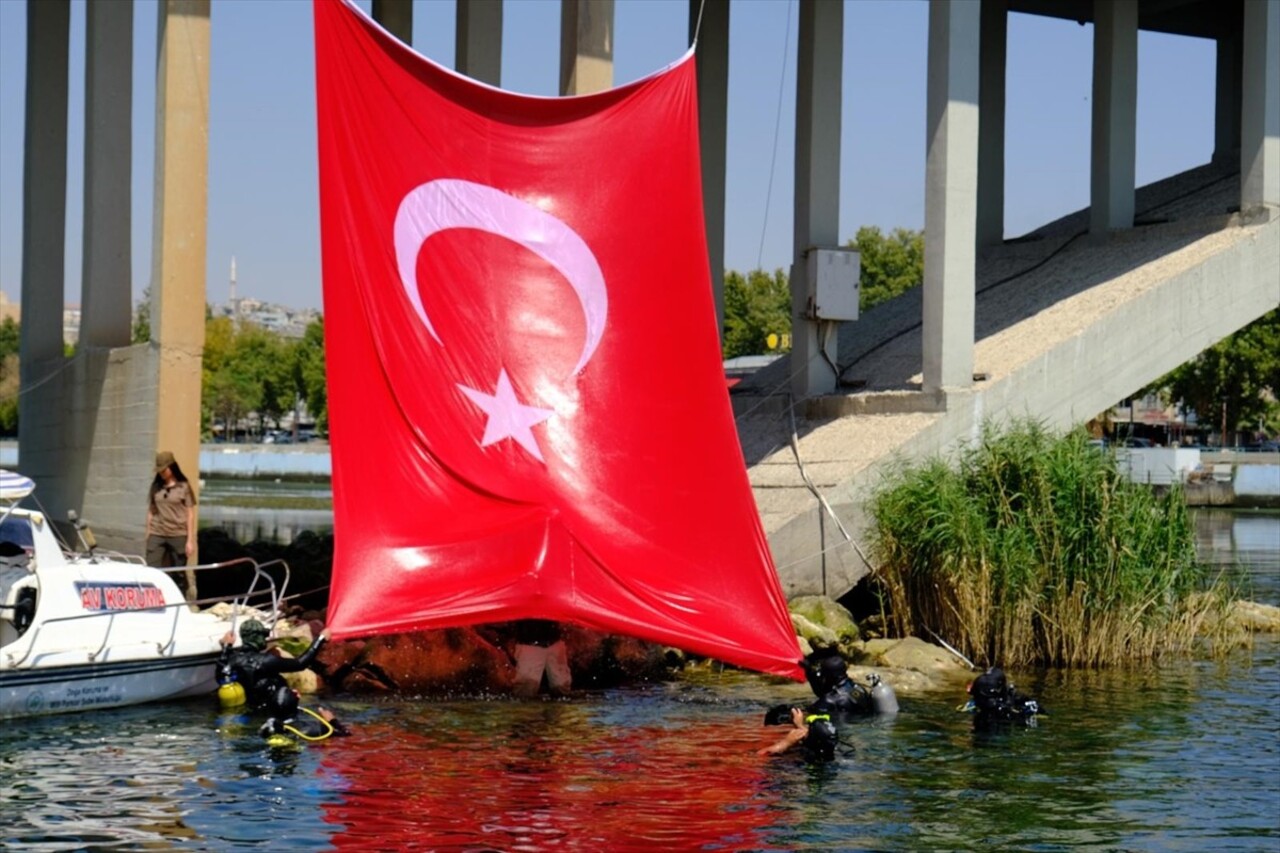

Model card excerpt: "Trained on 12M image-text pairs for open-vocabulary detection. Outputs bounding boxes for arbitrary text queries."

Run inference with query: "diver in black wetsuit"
[801,650,899,718]
[759,705,839,763]
[260,706,351,745]
[965,666,1042,728]
[217,619,329,720]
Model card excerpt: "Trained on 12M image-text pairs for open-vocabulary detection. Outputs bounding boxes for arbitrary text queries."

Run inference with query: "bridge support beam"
[1214,30,1242,164]
[922,0,979,394]
[457,0,502,86]
[790,0,843,398]
[17,0,70,512]
[150,0,210,545]
[81,0,133,350]
[690,0,729,337]
[372,0,412,45]
[1241,0,1280,213]
[560,0,613,96]
[976,0,1006,249]
[1090,0,1137,234]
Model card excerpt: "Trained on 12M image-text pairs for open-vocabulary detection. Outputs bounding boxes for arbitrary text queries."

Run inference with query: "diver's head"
[239,619,269,651]
[813,655,850,693]
[802,715,838,762]
[764,703,802,726]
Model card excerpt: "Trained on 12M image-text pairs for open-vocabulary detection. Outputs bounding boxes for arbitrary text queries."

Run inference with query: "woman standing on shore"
[146,450,198,600]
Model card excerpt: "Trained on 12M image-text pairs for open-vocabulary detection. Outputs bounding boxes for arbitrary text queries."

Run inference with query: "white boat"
[0,470,287,718]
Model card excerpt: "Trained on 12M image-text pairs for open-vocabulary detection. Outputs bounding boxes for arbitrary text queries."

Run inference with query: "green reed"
[869,419,1231,668]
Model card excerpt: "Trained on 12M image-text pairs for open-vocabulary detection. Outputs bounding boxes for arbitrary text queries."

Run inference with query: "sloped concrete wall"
[765,214,1279,599]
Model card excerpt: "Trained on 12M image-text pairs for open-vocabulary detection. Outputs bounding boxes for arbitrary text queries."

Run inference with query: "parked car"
[1122,437,1155,448]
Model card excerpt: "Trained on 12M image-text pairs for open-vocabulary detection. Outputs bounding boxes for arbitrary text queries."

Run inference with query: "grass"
[869,419,1237,668]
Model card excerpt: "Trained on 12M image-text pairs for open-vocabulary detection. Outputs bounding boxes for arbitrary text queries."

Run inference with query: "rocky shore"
[197,528,1280,701]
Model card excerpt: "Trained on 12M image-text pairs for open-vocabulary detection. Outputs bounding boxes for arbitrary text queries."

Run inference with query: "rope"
[756,0,794,271]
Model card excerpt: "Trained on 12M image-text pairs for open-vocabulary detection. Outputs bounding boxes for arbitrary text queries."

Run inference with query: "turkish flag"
[314,0,802,679]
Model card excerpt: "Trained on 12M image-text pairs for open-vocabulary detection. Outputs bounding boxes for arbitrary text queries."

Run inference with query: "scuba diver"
[759,705,839,763]
[962,666,1043,728]
[802,649,899,719]
[259,706,351,747]
[217,619,329,722]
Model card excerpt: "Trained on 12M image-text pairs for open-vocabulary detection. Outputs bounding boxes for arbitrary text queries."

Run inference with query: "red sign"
[74,582,166,612]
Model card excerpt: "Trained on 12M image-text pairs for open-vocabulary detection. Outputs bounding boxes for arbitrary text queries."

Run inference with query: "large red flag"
[314,0,802,679]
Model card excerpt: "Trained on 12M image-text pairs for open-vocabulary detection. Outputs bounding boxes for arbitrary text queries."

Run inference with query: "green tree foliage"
[850,225,924,311]
[1151,309,1280,437]
[722,268,791,359]
[132,290,151,344]
[0,317,19,435]
[293,317,328,432]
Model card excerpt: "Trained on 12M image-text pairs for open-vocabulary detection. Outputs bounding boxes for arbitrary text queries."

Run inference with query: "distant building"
[64,303,81,346]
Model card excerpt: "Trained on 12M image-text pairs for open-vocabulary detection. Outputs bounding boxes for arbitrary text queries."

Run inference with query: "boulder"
[1229,600,1280,633]
[790,612,838,650]
[788,595,860,643]
[282,668,322,695]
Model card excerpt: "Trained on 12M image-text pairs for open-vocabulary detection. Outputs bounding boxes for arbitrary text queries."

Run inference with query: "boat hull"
[0,652,221,718]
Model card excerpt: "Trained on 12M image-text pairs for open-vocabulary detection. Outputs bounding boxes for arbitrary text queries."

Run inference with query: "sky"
[0,0,1215,312]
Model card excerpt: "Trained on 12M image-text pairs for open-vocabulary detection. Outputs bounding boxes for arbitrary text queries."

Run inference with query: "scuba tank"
[868,673,899,715]
[217,668,247,709]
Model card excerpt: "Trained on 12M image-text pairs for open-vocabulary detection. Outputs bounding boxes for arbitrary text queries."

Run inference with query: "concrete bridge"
[738,157,1279,598]
[6,0,1278,574]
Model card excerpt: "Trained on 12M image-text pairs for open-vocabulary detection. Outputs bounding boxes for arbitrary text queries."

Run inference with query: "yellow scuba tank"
[217,680,247,709]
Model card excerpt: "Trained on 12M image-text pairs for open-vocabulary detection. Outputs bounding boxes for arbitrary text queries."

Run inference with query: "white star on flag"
[457,369,555,462]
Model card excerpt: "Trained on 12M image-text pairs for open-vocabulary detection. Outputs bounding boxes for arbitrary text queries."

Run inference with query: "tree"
[722,268,791,359]
[850,225,925,311]
[0,317,20,435]
[1153,308,1279,439]
[132,290,151,344]
[293,317,327,431]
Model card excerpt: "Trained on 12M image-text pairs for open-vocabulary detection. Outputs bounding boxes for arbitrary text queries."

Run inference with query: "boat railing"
[5,557,289,668]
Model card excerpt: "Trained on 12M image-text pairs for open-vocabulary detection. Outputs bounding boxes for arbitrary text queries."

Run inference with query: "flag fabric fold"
[314,0,802,680]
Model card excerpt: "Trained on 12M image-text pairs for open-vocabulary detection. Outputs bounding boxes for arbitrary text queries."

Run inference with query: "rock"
[790,612,838,650]
[789,595,860,643]
[282,668,322,695]
[358,628,514,694]
[878,636,967,675]
[275,619,314,643]
[1229,600,1280,633]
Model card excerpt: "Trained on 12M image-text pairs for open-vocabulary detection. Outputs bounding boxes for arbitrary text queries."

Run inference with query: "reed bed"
[869,420,1232,668]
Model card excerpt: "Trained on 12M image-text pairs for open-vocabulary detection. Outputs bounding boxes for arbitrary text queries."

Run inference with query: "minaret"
[229,256,238,314]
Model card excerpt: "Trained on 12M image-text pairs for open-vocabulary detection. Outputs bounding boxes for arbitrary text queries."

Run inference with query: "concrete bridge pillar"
[790,0,843,399]
[1214,29,1242,164]
[18,0,69,381]
[372,0,413,45]
[81,0,133,350]
[922,0,979,394]
[457,0,502,86]
[151,0,210,524]
[1089,0,1137,234]
[560,0,614,95]
[1241,0,1280,213]
[690,0,730,337]
[976,0,1007,249]
[17,0,70,505]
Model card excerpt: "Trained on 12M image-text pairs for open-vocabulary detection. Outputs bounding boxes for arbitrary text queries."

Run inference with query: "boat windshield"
[0,515,34,561]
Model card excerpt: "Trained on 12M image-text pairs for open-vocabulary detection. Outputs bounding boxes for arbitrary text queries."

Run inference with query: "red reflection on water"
[319,706,785,849]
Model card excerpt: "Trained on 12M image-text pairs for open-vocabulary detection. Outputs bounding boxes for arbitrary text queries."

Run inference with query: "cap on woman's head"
[154,450,176,475]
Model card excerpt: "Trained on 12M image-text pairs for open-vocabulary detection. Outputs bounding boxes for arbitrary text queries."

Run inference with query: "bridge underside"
[736,159,1280,600]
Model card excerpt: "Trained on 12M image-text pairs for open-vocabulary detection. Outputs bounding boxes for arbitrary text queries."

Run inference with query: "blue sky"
[0,0,1214,311]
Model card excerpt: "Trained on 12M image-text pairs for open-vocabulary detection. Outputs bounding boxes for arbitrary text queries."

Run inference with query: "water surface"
[3,510,1277,850]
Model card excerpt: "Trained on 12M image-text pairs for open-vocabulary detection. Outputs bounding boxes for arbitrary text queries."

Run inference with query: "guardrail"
[4,557,288,668]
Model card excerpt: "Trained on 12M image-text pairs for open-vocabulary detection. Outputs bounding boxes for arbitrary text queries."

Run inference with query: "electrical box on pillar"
[806,248,861,321]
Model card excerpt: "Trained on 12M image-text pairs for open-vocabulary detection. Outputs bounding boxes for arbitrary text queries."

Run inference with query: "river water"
[2,510,1277,851]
